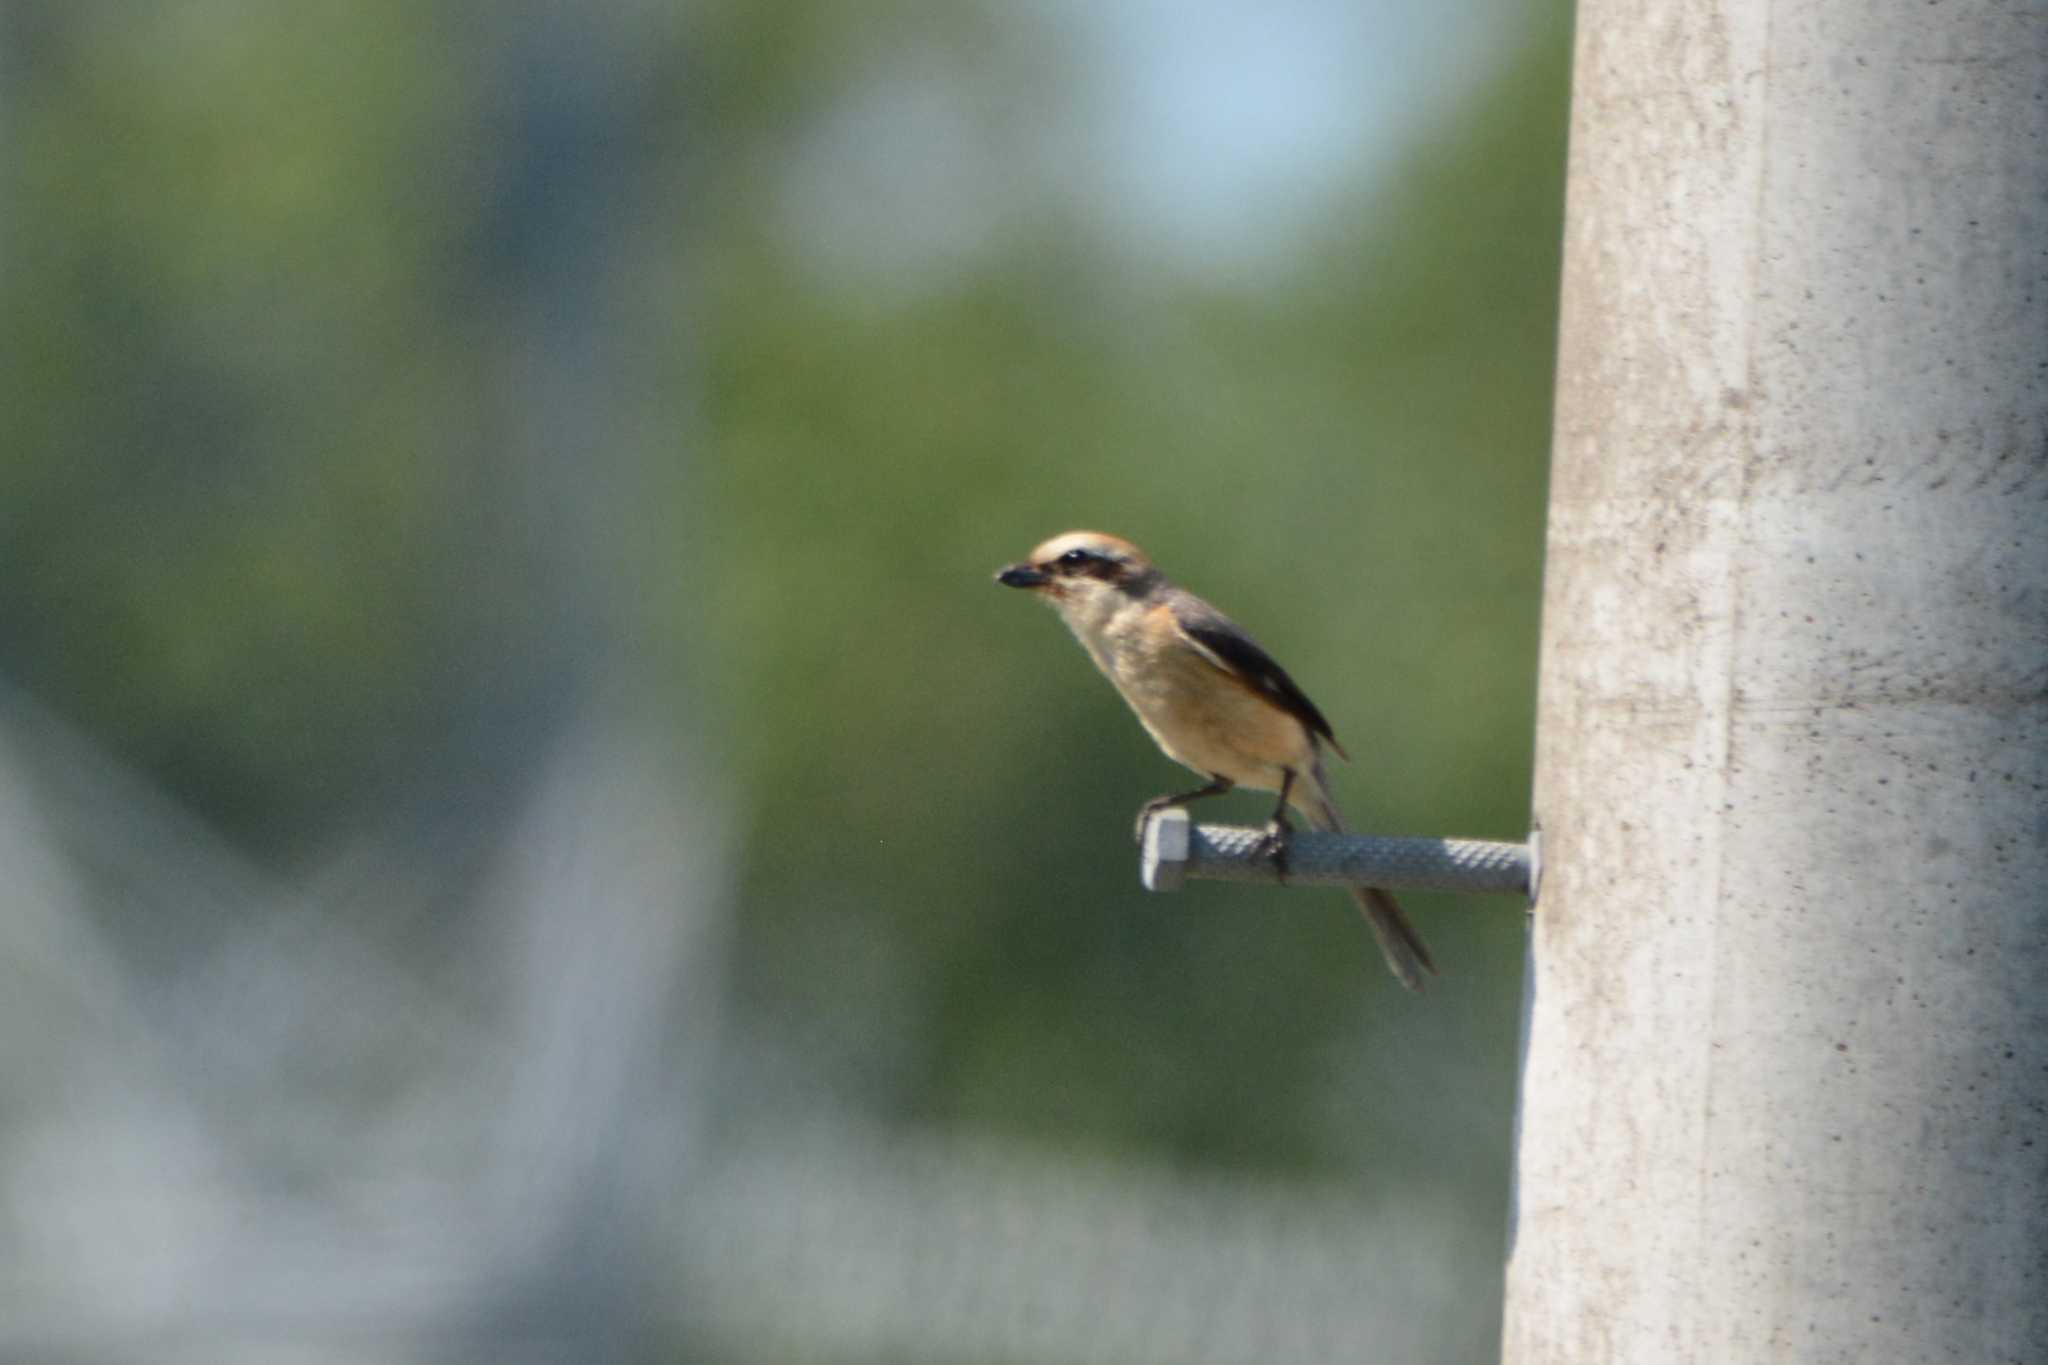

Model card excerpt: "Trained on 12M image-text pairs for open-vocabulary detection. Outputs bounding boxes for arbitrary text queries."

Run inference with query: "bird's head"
[995,531,1161,627]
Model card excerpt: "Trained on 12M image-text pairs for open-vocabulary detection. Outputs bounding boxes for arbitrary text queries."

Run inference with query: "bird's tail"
[1294,763,1438,992]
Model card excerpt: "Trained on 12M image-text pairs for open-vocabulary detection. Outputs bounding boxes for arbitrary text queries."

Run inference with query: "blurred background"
[0,0,1568,1360]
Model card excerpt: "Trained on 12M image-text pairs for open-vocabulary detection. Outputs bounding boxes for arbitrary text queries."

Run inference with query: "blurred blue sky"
[777,0,1544,293]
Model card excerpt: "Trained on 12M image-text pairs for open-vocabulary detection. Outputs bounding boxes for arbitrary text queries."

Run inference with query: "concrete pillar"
[1504,3,2048,1362]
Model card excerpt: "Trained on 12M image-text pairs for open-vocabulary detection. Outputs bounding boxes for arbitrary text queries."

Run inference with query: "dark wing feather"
[1167,592,1348,759]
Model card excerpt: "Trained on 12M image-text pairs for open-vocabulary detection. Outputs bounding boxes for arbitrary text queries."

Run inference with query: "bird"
[995,530,1436,991]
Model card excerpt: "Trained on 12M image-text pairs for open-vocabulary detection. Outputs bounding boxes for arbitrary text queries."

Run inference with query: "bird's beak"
[996,563,1049,589]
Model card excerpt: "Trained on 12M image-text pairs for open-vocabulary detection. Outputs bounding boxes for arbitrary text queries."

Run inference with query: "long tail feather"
[1294,764,1438,992]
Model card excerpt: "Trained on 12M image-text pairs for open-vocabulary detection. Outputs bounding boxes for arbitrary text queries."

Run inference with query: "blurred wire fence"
[0,682,1487,1363]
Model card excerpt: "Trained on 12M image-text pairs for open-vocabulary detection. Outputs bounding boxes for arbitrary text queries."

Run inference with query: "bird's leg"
[1133,775,1234,844]
[1249,771,1297,881]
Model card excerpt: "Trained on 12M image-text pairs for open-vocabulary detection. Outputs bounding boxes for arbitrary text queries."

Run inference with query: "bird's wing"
[1167,592,1347,760]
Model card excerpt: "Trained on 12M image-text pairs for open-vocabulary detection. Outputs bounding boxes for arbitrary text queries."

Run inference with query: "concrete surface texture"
[1505,2,2048,1362]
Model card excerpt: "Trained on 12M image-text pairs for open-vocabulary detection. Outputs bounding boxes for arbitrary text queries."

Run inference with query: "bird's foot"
[1133,777,1234,844]
[1250,817,1294,883]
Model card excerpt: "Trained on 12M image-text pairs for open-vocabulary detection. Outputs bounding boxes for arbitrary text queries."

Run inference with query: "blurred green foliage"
[697,22,1570,1195]
[2,0,1570,1326]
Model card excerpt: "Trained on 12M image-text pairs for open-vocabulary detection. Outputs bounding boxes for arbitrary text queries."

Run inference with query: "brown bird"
[996,530,1436,990]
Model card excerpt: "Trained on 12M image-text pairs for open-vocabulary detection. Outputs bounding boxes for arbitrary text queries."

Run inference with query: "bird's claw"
[1250,820,1293,882]
[1133,799,1170,845]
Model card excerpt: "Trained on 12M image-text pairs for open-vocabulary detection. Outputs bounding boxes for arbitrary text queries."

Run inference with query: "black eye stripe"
[1045,546,1131,580]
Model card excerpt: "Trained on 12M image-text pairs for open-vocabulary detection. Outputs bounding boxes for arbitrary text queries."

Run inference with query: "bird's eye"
[1058,548,1093,570]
